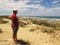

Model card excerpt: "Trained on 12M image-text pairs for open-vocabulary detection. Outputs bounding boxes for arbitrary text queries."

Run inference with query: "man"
[11,9,19,42]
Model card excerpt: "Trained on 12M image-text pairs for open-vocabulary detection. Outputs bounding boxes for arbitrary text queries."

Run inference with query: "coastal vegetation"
[0,16,60,45]
[0,28,2,34]
[0,16,60,34]
[0,16,9,24]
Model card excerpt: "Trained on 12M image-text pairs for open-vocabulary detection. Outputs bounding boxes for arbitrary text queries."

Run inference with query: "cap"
[13,9,17,11]
[13,9,18,13]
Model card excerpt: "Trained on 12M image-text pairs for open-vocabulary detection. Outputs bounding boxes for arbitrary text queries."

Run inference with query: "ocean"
[24,16,60,20]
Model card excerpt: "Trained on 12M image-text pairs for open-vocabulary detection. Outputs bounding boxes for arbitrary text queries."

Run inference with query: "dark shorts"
[12,26,18,33]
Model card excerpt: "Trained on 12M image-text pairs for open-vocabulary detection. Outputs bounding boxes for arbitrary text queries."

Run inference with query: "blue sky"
[0,0,60,16]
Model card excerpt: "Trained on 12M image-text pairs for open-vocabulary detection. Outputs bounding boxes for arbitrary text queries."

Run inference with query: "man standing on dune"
[11,9,19,43]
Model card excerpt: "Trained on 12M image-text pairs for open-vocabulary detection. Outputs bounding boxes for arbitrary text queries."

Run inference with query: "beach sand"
[0,17,60,45]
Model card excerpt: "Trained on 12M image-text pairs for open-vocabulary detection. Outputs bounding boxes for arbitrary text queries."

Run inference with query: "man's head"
[13,9,18,14]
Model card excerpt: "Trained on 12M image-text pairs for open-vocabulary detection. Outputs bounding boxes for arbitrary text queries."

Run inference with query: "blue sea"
[24,16,60,20]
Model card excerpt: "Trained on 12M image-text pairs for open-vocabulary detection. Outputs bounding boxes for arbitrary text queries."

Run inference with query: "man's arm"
[12,16,16,27]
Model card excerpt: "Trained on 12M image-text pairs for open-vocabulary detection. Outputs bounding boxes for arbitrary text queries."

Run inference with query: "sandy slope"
[0,19,60,45]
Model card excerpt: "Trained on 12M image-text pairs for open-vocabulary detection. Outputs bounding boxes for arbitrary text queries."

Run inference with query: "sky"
[0,0,60,16]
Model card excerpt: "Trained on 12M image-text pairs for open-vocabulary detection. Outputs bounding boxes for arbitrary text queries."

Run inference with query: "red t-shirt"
[11,14,19,28]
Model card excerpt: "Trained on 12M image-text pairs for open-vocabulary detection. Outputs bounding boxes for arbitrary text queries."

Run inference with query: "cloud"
[52,1,59,4]
[0,0,29,11]
[40,6,60,16]
[0,0,43,12]
[0,0,60,16]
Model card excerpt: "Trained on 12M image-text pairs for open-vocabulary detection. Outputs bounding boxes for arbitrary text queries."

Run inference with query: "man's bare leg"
[13,31,18,42]
[15,31,18,41]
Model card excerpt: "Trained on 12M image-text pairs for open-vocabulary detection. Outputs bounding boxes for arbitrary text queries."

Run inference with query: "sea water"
[24,16,60,20]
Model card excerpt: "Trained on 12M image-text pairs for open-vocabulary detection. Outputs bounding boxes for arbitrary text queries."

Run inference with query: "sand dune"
[0,17,60,45]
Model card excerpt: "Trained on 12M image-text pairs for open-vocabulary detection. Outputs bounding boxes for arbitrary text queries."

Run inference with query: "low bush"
[31,19,60,28]
[0,16,10,19]
[19,21,28,27]
[0,28,2,34]
[30,28,36,32]
[0,21,9,24]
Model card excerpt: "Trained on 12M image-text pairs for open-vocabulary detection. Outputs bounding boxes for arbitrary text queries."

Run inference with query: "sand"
[0,18,60,45]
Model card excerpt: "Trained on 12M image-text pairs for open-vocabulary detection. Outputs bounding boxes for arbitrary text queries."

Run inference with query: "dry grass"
[26,18,60,35]
[19,21,28,27]
[30,28,36,32]
[0,17,60,45]
[0,16,9,24]
[0,16,10,19]
[30,18,60,29]
[0,28,2,34]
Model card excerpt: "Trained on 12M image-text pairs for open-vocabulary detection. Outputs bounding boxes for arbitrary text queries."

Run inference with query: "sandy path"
[3,18,11,23]
[0,23,60,45]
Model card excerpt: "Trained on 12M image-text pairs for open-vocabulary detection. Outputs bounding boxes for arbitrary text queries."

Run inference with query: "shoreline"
[21,16,60,21]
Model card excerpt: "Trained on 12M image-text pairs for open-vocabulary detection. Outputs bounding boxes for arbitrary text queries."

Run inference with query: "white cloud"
[0,0,60,16]
[0,0,43,11]
[0,0,29,10]
[52,1,59,4]
[40,6,60,16]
